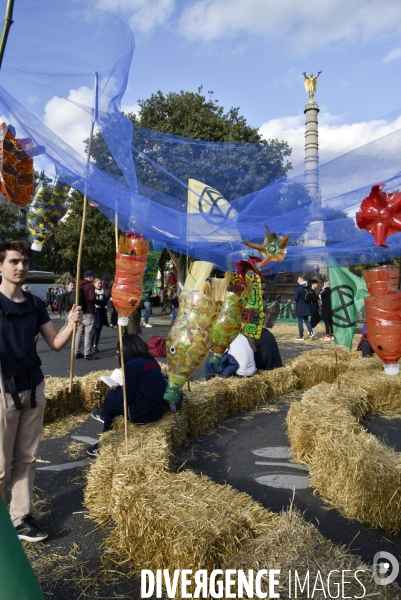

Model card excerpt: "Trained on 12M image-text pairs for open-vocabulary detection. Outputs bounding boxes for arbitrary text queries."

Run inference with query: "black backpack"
[303,288,315,303]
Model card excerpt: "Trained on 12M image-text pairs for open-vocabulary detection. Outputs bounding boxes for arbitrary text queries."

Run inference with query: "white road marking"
[37,460,88,471]
[254,474,310,489]
[255,461,309,471]
[71,435,99,445]
[252,446,293,458]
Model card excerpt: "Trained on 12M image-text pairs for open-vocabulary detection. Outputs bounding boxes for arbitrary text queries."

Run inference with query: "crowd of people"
[293,274,333,341]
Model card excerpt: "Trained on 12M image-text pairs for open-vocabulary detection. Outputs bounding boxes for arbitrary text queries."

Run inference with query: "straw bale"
[259,364,299,397]
[221,505,401,599]
[79,370,112,410]
[338,370,401,412]
[104,470,275,593]
[347,352,383,370]
[301,382,370,420]
[185,379,230,437]
[185,368,298,437]
[310,426,401,533]
[43,377,81,424]
[287,349,349,389]
[85,408,189,524]
[287,398,361,464]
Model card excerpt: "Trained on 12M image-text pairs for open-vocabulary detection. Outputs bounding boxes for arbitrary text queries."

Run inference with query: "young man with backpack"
[0,240,82,542]
[293,275,317,341]
[74,269,97,360]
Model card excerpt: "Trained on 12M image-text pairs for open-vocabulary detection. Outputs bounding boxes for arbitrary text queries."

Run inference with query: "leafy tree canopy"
[0,202,28,243]
[53,190,119,277]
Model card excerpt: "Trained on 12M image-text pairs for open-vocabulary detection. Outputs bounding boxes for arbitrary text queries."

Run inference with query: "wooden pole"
[69,72,98,393]
[0,0,14,70]
[118,324,129,455]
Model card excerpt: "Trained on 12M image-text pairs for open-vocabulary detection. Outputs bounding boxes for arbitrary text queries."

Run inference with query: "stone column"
[304,100,320,201]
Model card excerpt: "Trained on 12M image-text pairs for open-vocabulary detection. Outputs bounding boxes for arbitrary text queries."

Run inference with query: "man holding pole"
[0,240,82,542]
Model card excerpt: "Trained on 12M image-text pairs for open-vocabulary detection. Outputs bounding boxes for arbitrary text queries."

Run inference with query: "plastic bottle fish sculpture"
[356,183,401,248]
[243,224,289,267]
[164,290,217,411]
[28,177,70,251]
[0,123,35,207]
[111,234,148,326]
[209,270,255,365]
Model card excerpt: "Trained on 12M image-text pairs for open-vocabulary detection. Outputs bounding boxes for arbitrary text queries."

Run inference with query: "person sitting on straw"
[87,334,166,457]
[205,333,257,380]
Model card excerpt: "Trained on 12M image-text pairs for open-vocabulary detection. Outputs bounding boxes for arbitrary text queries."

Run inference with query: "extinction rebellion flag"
[326,258,369,350]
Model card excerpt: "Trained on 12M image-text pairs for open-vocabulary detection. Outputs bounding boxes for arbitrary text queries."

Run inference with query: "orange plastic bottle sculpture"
[209,274,253,365]
[363,265,401,375]
[111,234,148,326]
[164,291,216,410]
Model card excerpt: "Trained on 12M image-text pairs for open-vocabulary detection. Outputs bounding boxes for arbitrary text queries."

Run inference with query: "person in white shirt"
[228,333,257,377]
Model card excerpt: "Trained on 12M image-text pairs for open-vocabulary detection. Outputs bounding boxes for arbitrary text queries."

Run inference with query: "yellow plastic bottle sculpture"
[164,290,216,410]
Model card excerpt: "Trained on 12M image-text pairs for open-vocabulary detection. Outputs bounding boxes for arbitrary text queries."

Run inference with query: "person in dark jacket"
[87,335,166,457]
[308,279,321,332]
[319,280,333,340]
[293,275,316,341]
[254,328,282,370]
[58,281,75,330]
[74,270,97,360]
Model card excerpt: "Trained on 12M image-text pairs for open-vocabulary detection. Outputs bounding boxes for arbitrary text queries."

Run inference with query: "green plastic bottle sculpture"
[164,290,216,411]
[209,274,253,365]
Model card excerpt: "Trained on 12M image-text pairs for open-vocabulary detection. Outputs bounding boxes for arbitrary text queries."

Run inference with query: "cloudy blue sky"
[3,0,401,170]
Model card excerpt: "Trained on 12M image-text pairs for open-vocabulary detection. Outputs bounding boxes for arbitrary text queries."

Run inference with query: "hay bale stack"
[287,348,349,389]
[302,382,370,420]
[338,371,401,412]
[287,398,361,464]
[79,370,112,410]
[259,364,299,397]
[185,379,230,437]
[43,377,81,424]
[310,426,401,533]
[105,470,274,592]
[85,409,189,524]
[221,505,401,599]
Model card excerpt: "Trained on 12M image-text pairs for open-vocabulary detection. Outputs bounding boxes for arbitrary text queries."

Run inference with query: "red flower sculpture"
[356,183,401,248]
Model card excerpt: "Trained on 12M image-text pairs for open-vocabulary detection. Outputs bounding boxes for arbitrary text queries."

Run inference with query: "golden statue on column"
[302,71,322,101]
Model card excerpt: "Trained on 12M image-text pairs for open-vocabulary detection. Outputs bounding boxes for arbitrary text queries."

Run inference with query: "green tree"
[90,87,296,284]
[53,190,119,277]
[0,202,28,242]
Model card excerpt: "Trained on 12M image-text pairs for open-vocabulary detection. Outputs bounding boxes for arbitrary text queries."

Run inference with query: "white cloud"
[121,102,140,117]
[178,0,401,54]
[382,47,401,63]
[94,0,175,34]
[43,86,93,156]
[259,112,401,168]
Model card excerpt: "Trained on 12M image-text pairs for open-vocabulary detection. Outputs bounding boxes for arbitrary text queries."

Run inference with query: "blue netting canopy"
[1,0,401,272]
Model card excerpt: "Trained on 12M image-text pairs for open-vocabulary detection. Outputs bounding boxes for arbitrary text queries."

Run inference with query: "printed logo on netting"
[197,186,236,224]
[331,284,355,328]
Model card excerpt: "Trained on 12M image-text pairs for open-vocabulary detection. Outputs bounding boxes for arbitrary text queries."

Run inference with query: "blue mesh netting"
[1,1,401,272]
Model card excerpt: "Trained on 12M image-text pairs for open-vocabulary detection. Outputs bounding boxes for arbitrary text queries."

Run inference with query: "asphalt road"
[22,309,401,595]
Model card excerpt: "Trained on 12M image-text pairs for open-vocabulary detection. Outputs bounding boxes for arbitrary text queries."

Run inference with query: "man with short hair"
[0,240,82,542]
[58,280,75,330]
[75,269,97,360]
